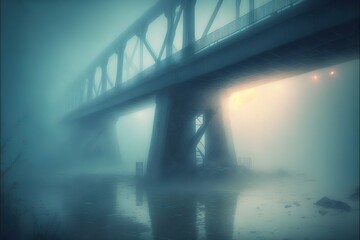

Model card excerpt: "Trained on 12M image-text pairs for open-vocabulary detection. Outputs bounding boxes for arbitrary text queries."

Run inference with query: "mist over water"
[229,61,359,191]
[1,0,359,239]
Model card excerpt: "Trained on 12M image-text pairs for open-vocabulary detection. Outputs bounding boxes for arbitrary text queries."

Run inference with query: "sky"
[1,0,157,124]
[1,0,359,191]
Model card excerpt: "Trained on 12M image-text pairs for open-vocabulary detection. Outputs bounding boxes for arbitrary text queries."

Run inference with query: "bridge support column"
[147,90,236,182]
[147,90,197,182]
[204,96,236,167]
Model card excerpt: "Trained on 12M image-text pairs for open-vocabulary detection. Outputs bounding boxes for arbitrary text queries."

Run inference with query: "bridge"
[64,0,359,182]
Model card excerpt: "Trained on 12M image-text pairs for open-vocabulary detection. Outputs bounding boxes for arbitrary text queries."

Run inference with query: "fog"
[229,61,359,189]
[113,60,359,188]
[1,0,157,177]
[1,0,359,239]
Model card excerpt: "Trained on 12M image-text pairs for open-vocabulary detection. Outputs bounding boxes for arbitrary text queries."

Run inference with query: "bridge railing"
[194,0,303,53]
[67,0,304,112]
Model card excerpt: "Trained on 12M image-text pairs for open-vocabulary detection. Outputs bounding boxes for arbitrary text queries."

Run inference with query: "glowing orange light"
[311,74,320,83]
[230,89,256,108]
[273,82,282,91]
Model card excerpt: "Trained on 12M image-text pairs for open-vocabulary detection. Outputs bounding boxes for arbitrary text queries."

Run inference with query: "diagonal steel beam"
[159,6,182,60]
[124,52,139,73]
[92,85,97,97]
[106,71,114,88]
[100,65,107,93]
[87,73,94,101]
[140,37,143,70]
[143,37,158,62]
[129,37,139,63]
[173,44,178,53]
[94,81,101,97]
[202,0,223,38]
[198,140,205,149]
[189,110,216,150]
[169,7,183,50]
[158,33,168,61]
[236,0,242,19]
[115,45,125,86]
[196,146,205,159]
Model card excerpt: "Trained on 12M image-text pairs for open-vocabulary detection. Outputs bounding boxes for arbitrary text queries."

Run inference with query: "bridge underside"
[207,19,359,93]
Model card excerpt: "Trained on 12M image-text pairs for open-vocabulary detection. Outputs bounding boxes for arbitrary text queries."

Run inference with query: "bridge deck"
[66,0,359,122]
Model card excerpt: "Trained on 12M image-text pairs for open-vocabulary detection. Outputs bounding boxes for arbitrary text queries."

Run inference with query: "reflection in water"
[147,187,239,240]
[63,177,115,239]
[147,190,197,240]
[62,176,149,240]
[136,184,144,206]
[201,191,238,240]
[16,174,358,239]
[21,175,239,240]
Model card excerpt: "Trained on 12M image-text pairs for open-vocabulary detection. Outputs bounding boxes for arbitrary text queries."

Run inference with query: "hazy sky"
[1,0,157,125]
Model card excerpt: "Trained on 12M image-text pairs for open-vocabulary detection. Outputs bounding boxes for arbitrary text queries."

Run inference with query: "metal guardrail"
[194,0,303,53]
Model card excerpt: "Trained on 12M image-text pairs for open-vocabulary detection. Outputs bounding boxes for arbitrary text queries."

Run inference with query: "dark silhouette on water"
[314,196,351,212]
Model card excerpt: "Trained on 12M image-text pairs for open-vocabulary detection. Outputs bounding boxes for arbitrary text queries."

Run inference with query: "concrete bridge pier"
[147,90,197,181]
[147,89,236,182]
[204,95,237,168]
[71,117,121,162]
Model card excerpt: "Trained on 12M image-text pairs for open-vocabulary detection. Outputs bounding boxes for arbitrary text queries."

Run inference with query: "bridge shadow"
[199,190,238,240]
[147,189,197,240]
[62,176,149,240]
[147,186,239,240]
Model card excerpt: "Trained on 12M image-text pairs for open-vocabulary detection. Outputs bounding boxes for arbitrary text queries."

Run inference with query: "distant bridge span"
[65,0,359,181]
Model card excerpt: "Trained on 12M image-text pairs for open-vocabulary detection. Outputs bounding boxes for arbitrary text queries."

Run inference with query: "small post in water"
[136,162,144,179]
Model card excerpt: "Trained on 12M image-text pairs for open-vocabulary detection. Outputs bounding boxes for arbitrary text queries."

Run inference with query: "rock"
[314,197,351,212]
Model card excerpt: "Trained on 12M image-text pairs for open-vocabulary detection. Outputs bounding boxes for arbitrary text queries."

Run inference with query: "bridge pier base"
[147,89,236,182]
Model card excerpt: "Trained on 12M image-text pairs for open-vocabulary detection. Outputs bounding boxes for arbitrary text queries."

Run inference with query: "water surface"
[15,173,359,240]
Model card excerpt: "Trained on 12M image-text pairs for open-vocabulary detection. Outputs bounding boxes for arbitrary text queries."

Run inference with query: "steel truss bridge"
[65,0,359,181]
